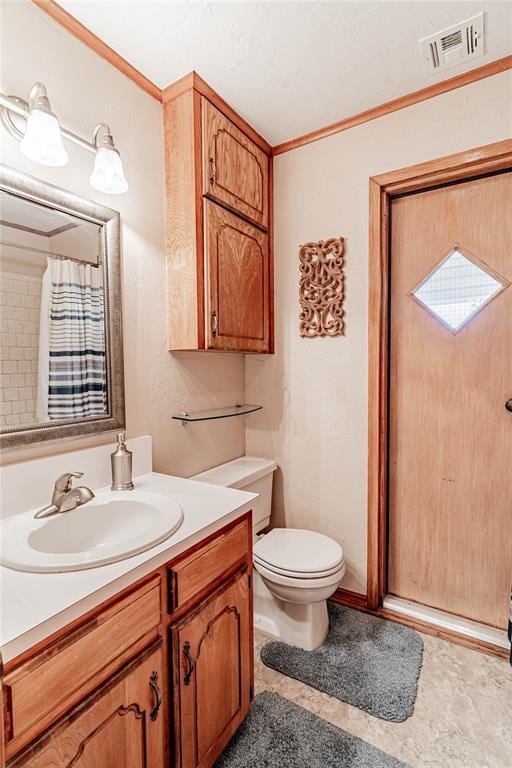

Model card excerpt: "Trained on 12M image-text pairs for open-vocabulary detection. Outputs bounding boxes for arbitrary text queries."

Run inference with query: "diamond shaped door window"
[410,247,509,333]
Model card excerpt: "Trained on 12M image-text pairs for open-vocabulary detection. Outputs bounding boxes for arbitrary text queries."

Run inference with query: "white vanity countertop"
[0,471,256,663]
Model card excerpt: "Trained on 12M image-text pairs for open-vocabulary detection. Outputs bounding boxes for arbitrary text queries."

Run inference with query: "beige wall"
[246,70,512,593]
[0,0,245,474]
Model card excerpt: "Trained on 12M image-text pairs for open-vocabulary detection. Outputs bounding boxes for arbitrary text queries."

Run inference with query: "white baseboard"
[383,595,509,649]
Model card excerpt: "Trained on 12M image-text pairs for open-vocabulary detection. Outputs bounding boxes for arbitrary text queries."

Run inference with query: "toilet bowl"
[253,528,345,649]
[191,456,345,650]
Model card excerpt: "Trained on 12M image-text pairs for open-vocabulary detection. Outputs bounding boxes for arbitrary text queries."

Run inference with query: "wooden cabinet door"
[205,201,269,353]
[17,644,164,768]
[202,98,269,228]
[172,572,251,768]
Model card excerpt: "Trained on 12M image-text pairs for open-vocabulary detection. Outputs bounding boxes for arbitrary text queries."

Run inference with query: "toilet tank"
[191,456,277,535]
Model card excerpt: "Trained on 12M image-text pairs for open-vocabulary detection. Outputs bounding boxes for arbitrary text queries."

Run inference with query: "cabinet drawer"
[167,519,249,613]
[4,578,161,744]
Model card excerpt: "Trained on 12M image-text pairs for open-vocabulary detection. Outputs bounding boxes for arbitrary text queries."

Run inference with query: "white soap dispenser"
[110,431,134,491]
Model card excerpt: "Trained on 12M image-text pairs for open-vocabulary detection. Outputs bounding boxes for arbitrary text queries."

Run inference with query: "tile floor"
[254,628,512,768]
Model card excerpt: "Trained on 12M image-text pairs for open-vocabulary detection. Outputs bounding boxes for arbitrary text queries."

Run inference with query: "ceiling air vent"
[420,13,485,74]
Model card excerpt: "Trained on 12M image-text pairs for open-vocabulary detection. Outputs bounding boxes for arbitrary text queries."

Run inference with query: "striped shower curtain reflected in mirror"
[36,256,107,422]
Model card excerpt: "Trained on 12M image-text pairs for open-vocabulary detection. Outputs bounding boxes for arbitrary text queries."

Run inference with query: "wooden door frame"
[367,138,512,611]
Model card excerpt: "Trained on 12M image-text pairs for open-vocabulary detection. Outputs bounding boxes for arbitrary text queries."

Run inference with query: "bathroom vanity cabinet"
[2,514,253,768]
[163,72,273,354]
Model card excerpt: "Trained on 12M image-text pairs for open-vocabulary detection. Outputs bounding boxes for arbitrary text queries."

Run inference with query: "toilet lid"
[253,554,344,579]
[253,529,343,575]
[254,557,345,588]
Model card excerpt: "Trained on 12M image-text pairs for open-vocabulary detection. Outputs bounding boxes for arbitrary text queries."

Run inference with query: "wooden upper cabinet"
[16,643,164,768]
[163,74,273,353]
[172,572,251,768]
[205,202,269,353]
[202,98,269,229]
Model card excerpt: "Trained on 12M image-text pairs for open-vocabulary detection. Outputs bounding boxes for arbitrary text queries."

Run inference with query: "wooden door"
[172,572,251,768]
[204,200,269,353]
[17,644,164,768]
[388,172,512,629]
[202,98,269,228]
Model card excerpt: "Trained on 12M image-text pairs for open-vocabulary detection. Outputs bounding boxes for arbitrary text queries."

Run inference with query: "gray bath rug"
[215,691,410,768]
[260,603,423,722]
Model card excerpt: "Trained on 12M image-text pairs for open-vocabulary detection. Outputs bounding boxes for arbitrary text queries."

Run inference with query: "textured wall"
[245,70,512,592]
[0,1,245,474]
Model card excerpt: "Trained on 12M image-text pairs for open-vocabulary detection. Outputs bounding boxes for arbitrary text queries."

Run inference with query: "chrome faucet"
[34,472,95,519]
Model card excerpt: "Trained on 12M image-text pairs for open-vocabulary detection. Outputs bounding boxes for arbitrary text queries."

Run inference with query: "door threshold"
[383,596,509,649]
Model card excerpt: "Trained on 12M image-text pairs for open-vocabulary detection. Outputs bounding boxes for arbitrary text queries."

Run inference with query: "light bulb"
[89,146,128,194]
[19,108,68,167]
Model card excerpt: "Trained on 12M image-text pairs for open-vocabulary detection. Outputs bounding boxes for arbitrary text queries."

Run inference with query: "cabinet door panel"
[202,98,268,228]
[16,644,164,768]
[173,573,251,768]
[205,201,269,353]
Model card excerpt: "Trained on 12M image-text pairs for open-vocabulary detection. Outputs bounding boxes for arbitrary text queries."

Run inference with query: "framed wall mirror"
[0,164,125,451]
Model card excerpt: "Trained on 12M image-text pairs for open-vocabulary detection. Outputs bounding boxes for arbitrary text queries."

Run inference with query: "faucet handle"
[54,472,84,491]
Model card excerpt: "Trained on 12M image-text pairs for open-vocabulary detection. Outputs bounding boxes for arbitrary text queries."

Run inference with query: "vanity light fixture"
[0,83,128,194]
[19,83,68,167]
[89,123,128,195]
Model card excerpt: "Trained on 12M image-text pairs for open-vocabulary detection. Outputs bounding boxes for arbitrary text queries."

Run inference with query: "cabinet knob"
[149,671,161,721]
[506,399,512,413]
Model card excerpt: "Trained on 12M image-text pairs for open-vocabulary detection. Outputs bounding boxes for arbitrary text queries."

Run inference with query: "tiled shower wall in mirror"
[0,271,41,427]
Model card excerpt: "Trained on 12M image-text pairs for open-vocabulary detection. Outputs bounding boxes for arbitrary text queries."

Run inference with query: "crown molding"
[273,55,512,155]
[31,0,162,102]
[30,3,511,156]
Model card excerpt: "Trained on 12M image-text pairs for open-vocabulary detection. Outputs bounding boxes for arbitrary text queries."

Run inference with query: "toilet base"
[253,571,329,651]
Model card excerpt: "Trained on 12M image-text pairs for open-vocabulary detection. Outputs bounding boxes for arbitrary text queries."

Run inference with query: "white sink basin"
[0,490,184,573]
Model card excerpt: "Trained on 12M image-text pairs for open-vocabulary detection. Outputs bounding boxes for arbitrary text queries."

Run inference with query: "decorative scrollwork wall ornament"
[299,236,345,337]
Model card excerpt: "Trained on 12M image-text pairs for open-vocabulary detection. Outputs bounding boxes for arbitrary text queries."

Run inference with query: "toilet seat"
[253,528,344,577]
[254,558,346,590]
[253,553,344,579]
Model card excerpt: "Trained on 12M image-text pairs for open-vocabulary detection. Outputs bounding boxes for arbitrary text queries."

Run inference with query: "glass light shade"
[89,147,128,194]
[19,108,68,166]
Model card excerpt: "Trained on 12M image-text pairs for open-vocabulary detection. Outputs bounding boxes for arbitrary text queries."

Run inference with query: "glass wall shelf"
[172,404,262,425]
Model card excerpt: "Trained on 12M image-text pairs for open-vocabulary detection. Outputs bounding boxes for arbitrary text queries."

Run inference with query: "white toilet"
[191,456,345,650]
